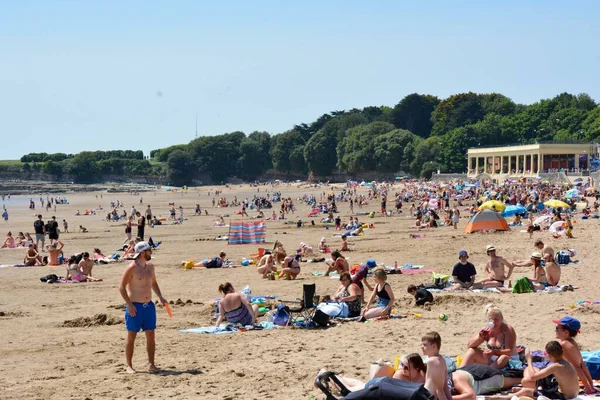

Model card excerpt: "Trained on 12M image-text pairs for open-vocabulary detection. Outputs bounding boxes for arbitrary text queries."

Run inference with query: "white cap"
[133,241,151,259]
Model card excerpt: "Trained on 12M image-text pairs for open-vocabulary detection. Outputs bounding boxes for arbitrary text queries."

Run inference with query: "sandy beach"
[0,183,598,400]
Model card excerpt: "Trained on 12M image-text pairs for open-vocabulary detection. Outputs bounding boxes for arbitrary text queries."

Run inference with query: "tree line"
[157,92,600,185]
[8,92,600,184]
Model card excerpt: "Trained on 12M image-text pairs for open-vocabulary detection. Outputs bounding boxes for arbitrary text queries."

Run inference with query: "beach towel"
[180,321,276,334]
[0,264,34,268]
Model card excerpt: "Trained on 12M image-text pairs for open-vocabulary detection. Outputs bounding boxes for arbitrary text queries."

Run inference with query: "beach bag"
[273,304,290,326]
[183,260,195,270]
[312,309,330,327]
[432,272,450,289]
[40,274,59,283]
[512,277,534,294]
[555,250,570,265]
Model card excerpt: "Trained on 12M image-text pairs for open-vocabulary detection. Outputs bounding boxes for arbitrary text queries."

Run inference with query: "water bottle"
[241,285,252,301]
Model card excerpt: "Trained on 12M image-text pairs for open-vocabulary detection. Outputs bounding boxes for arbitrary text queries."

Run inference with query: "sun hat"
[320,237,326,242]
[552,316,581,332]
[486,245,496,253]
[531,252,542,261]
[458,250,468,258]
[133,241,151,259]
[366,259,377,268]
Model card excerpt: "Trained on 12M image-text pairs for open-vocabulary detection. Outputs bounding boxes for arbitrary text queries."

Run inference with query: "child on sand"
[513,341,579,399]
[420,332,452,400]
[408,285,433,306]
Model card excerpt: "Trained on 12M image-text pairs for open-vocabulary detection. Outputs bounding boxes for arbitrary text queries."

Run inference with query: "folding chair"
[279,284,318,324]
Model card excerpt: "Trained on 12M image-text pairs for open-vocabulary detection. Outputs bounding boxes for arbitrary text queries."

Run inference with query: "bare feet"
[126,365,136,374]
[148,364,160,373]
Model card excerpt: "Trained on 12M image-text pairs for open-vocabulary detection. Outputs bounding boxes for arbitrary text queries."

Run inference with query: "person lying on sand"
[193,252,227,268]
[462,304,518,369]
[472,245,513,289]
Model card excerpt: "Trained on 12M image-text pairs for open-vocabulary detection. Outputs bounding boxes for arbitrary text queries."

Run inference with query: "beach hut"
[464,210,510,234]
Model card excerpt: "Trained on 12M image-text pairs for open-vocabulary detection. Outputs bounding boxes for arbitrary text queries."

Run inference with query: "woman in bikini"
[529,252,550,289]
[462,304,519,369]
[214,282,258,327]
[277,254,301,280]
[1,231,16,249]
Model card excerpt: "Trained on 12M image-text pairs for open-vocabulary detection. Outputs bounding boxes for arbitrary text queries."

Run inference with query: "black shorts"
[48,233,59,240]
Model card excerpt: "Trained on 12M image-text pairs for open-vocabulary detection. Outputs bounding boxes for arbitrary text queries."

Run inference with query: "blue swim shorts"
[125,302,156,332]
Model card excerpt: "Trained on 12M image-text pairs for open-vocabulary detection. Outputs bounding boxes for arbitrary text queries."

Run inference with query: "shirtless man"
[554,316,597,394]
[473,245,514,288]
[324,251,350,276]
[119,241,167,373]
[256,250,276,278]
[512,342,578,400]
[78,252,102,281]
[421,332,452,400]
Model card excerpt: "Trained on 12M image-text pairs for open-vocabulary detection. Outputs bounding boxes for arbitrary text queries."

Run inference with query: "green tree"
[337,121,395,174]
[166,149,195,186]
[391,93,440,138]
[479,93,516,116]
[42,160,63,176]
[410,137,441,175]
[304,128,337,176]
[373,129,419,172]
[270,130,305,173]
[583,108,600,140]
[420,161,442,179]
[64,153,100,183]
[431,92,485,136]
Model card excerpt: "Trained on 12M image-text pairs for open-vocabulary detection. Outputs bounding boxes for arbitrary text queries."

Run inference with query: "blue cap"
[459,250,468,258]
[365,259,377,268]
[553,316,581,332]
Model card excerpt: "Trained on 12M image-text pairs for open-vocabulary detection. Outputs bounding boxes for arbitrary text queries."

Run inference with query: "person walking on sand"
[119,241,167,374]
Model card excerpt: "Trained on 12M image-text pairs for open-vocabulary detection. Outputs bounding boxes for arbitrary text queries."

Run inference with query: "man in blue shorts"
[119,241,168,373]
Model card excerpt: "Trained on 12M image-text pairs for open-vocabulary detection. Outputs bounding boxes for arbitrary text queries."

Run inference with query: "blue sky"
[1,1,599,160]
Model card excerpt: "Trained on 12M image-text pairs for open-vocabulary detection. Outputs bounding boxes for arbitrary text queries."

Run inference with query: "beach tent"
[464,210,510,234]
[227,220,267,245]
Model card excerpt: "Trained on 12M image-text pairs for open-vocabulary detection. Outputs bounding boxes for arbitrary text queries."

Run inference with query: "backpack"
[40,274,59,283]
[555,250,571,265]
[272,304,290,326]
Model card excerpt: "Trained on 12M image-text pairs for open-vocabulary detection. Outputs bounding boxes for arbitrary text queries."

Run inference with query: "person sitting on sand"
[24,243,44,266]
[298,242,313,257]
[324,250,349,276]
[553,316,597,394]
[277,254,301,280]
[450,250,477,290]
[79,225,88,233]
[214,282,258,327]
[407,284,433,306]
[213,216,226,227]
[15,231,26,246]
[361,268,394,320]
[256,250,276,278]
[462,304,518,369]
[1,231,16,249]
[340,235,352,251]
[46,241,64,266]
[512,342,578,400]
[513,239,560,286]
[472,245,514,289]
[316,272,361,318]
[318,237,329,253]
[65,253,102,282]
